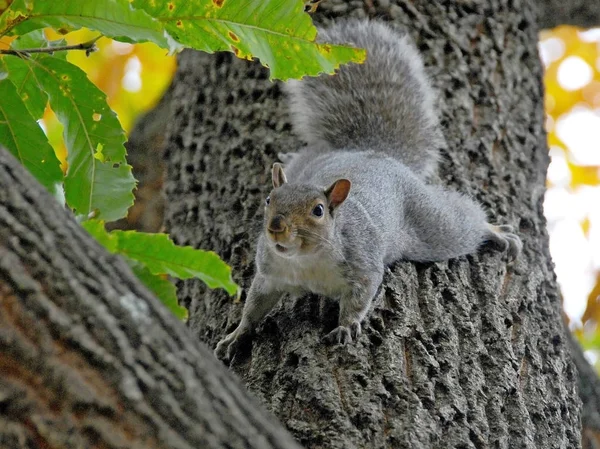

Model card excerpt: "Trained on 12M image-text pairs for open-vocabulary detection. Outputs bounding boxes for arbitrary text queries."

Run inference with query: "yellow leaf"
[36,28,176,140]
[41,105,67,173]
[0,34,16,50]
[568,162,600,187]
[582,273,600,325]
[581,217,591,236]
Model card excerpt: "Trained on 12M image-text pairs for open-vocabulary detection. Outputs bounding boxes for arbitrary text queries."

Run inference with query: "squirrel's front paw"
[324,321,361,345]
[214,330,243,362]
[487,224,523,262]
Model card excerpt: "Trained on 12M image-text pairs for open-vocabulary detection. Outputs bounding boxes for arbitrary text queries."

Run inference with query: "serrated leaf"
[0,32,55,118]
[0,0,170,50]
[83,219,237,295]
[2,31,69,114]
[1,55,48,118]
[0,78,62,192]
[0,1,27,36]
[12,54,136,220]
[0,0,14,16]
[132,0,365,80]
[82,219,188,320]
[11,29,68,60]
[129,261,188,321]
[112,230,237,295]
[10,28,51,48]
[81,218,118,252]
[70,160,134,221]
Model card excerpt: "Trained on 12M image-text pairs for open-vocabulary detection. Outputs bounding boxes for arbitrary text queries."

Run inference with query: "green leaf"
[11,54,136,221]
[0,0,27,35]
[129,261,188,321]
[82,219,188,320]
[11,29,68,60]
[3,22,89,122]
[132,0,366,80]
[0,31,61,119]
[1,55,48,119]
[0,0,171,50]
[0,78,63,193]
[112,230,238,295]
[81,218,118,252]
[577,332,600,351]
[67,160,135,222]
[83,219,238,295]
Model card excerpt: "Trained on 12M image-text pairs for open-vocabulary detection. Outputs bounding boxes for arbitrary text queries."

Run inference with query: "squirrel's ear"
[272,162,287,188]
[325,179,351,210]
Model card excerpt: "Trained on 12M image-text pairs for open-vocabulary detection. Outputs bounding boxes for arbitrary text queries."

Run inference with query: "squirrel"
[215,19,522,361]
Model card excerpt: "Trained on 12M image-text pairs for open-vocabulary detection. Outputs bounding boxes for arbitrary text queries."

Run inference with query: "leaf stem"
[0,36,102,57]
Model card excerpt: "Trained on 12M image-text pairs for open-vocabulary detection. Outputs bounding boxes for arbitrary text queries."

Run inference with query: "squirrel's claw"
[324,326,352,345]
[503,233,523,261]
[214,330,241,362]
[487,224,523,262]
[496,224,514,233]
[324,321,362,345]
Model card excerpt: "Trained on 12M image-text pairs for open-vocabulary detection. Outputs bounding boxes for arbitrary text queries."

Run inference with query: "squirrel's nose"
[268,215,287,233]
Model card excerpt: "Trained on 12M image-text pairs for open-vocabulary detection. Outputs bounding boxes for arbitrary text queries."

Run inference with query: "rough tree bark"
[0,148,301,448]
[164,1,584,448]
[536,1,600,30]
[568,323,600,449]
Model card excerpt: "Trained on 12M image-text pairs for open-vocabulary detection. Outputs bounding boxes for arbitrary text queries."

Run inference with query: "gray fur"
[285,19,444,179]
[215,20,522,361]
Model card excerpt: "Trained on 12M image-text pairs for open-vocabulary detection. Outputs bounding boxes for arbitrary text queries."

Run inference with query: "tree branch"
[0,36,101,57]
[0,146,301,449]
[536,1,600,29]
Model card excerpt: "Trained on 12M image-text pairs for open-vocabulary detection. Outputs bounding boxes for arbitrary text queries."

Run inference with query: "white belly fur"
[267,252,348,298]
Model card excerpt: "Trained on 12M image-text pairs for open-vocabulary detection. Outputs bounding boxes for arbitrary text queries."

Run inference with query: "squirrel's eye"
[312,204,324,217]
[265,196,271,206]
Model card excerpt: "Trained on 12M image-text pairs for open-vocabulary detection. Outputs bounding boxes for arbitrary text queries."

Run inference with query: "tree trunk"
[0,147,301,448]
[164,1,582,448]
[107,85,173,233]
[536,1,600,29]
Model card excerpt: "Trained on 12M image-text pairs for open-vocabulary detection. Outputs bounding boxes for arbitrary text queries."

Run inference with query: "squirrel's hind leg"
[485,224,523,261]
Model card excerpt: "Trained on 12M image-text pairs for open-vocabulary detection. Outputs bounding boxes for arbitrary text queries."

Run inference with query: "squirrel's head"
[263,163,351,258]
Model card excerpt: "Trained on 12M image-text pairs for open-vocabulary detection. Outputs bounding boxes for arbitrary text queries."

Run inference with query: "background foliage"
[540,26,600,369]
[35,28,176,171]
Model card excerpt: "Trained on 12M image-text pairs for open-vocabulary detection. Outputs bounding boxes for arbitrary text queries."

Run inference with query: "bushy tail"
[285,19,444,178]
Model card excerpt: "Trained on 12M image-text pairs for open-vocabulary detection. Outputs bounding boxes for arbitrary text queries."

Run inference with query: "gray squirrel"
[215,19,522,361]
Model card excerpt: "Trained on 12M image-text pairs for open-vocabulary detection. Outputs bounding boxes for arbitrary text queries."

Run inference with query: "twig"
[0,36,102,57]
